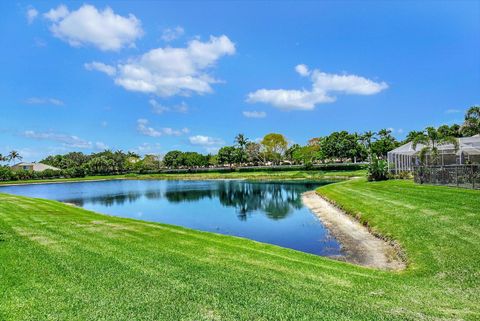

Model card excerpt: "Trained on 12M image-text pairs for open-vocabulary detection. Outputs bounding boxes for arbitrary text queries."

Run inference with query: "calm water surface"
[0,180,342,256]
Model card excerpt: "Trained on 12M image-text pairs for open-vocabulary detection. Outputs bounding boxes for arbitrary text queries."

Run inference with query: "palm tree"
[412,127,458,165]
[234,133,249,149]
[361,131,376,150]
[7,150,22,164]
[377,128,392,138]
[234,134,249,165]
[461,106,480,136]
[0,154,6,164]
[405,130,425,143]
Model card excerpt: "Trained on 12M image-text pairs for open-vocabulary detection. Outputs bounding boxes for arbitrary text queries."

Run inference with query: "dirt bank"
[302,191,405,270]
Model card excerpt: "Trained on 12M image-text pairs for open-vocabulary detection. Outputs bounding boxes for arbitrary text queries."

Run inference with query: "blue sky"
[1,1,479,161]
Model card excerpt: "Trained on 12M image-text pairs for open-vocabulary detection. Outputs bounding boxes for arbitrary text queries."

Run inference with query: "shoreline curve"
[302,191,405,270]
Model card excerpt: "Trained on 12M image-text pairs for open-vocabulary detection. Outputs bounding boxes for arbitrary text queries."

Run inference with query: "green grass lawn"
[0,169,366,185]
[0,179,479,320]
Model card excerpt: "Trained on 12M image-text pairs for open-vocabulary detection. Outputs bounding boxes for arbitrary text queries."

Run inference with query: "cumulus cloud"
[84,61,116,76]
[161,26,184,42]
[149,99,188,114]
[295,64,310,76]
[23,130,107,150]
[137,119,189,137]
[44,4,69,22]
[44,4,143,51]
[189,135,224,152]
[242,110,266,118]
[26,7,38,24]
[90,35,235,97]
[247,64,388,110]
[137,119,161,137]
[24,97,64,106]
[188,135,223,146]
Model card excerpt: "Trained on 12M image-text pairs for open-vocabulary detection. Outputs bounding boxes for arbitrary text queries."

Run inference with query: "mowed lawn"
[0,179,479,320]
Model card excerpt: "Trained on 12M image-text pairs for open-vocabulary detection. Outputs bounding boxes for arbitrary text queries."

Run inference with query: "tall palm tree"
[0,154,6,163]
[234,133,249,165]
[361,131,376,150]
[412,127,458,165]
[234,133,249,149]
[405,130,425,143]
[462,106,480,136]
[8,150,22,164]
[377,128,392,138]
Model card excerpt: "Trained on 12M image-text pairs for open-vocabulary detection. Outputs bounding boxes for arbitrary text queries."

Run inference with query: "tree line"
[0,106,478,181]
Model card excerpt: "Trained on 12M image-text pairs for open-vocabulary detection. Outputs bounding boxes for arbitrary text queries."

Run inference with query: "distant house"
[11,162,60,172]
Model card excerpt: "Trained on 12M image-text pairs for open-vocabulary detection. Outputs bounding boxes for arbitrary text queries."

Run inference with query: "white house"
[11,162,61,172]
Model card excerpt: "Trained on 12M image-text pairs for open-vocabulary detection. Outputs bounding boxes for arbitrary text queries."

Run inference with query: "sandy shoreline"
[302,191,405,270]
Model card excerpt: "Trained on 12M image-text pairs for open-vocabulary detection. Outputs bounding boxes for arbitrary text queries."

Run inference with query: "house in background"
[11,162,60,172]
[387,135,480,173]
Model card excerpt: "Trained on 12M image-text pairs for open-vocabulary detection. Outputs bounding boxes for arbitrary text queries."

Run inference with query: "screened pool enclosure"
[387,135,480,173]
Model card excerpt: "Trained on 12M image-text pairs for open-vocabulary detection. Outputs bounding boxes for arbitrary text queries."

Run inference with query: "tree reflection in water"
[64,180,324,221]
[66,191,142,207]
[165,181,320,221]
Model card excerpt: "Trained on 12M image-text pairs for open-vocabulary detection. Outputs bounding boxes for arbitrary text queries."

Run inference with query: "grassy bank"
[0,169,365,185]
[0,179,479,320]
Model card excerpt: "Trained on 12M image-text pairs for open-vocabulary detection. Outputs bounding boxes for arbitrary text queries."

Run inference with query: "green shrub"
[63,167,86,178]
[0,166,14,181]
[390,171,413,180]
[367,155,389,181]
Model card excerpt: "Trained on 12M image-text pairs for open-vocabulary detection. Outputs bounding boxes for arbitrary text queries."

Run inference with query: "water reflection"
[0,179,342,256]
[67,191,142,207]
[64,180,320,221]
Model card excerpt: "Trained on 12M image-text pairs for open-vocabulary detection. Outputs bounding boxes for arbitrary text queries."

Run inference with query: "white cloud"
[247,89,334,110]
[26,7,38,24]
[163,127,190,136]
[24,97,64,106]
[84,61,116,76]
[445,109,461,114]
[137,119,162,137]
[189,135,225,153]
[44,5,69,22]
[95,142,109,150]
[137,119,189,137]
[149,99,169,114]
[242,110,266,118]
[175,102,189,113]
[161,26,184,42]
[189,135,224,146]
[149,99,188,114]
[247,64,388,110]
[90,35,235,97]
[23,130,107,150]
[44,4,143,51]
[295,64,310,76]
[133,142,162,154]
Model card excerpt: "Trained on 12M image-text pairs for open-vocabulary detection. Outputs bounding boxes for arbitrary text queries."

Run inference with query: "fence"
[413,165,480,190]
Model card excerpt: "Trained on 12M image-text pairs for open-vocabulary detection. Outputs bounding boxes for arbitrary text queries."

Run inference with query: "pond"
[0,180,342,256]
